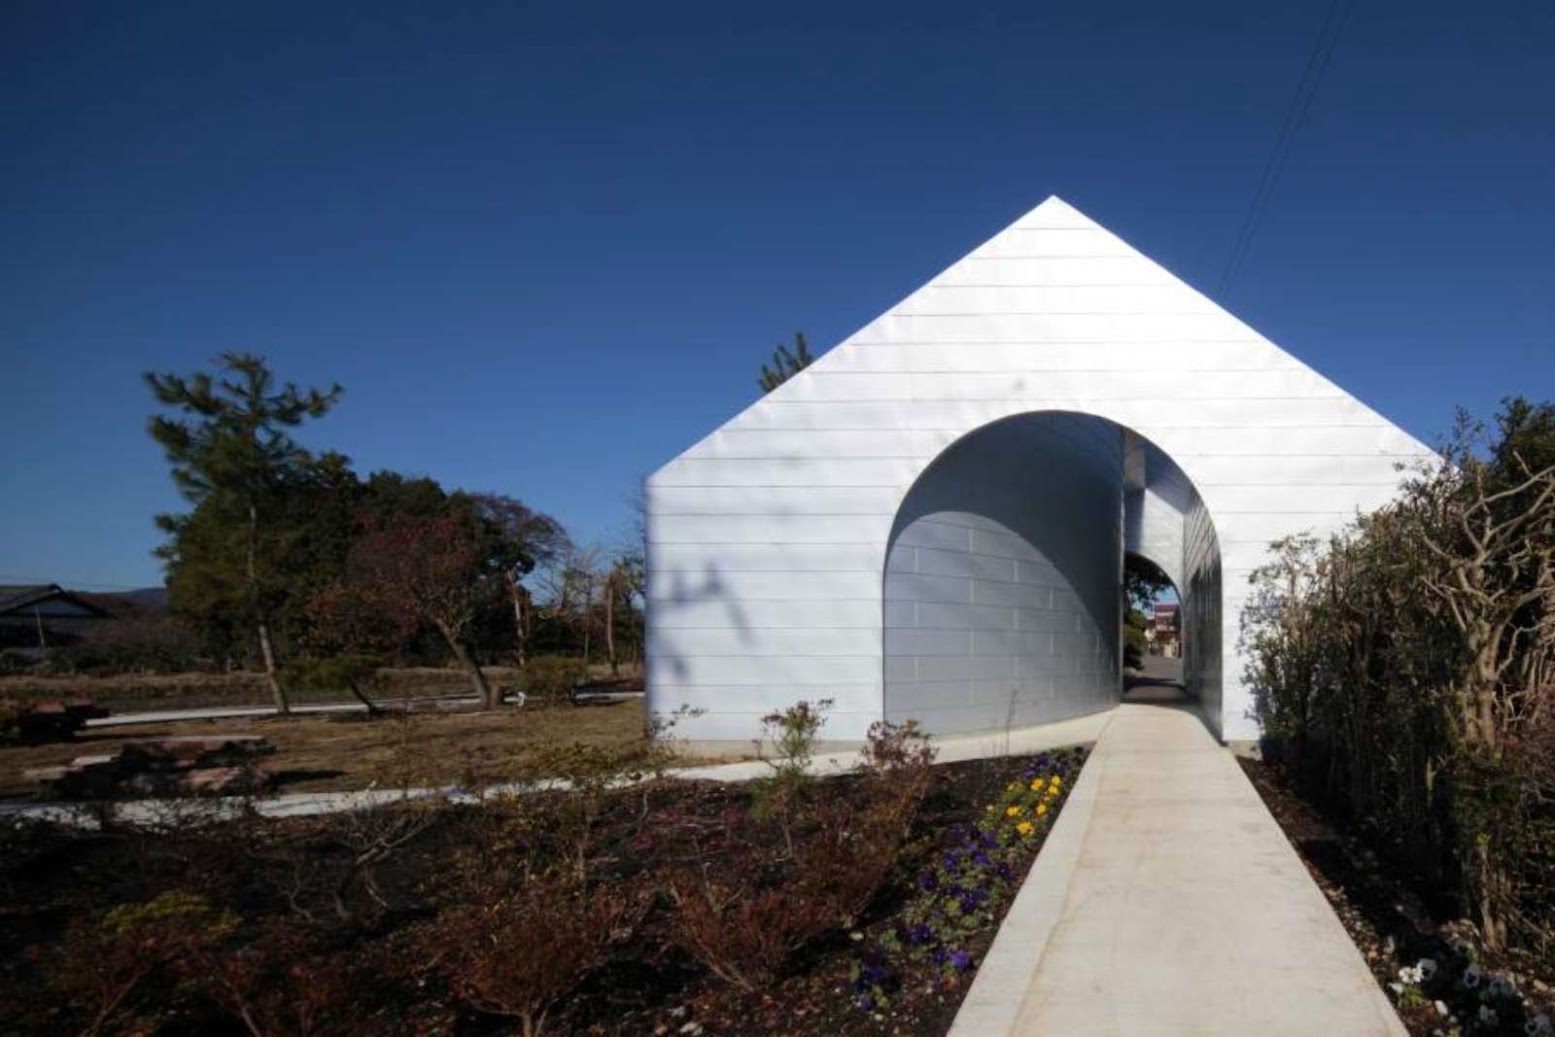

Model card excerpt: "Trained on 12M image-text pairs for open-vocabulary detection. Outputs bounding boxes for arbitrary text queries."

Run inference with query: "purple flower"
[949,949,971,971]
[857,994,875,1011]
[908,923,932,946]
[931,947,950,965]
[942,851,960,869]
[972,851,990,867]
[918,870,939,892]
[995,862,1013,881]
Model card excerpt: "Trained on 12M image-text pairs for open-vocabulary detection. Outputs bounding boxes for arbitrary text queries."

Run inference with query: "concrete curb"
[2,709,1118,826]
[947,710,1114,1036]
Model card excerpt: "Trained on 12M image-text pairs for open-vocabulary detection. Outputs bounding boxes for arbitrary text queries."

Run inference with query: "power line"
[1219,0,1357,298]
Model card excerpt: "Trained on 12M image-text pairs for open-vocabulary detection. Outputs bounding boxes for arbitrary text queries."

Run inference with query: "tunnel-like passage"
[884,411,1222,737]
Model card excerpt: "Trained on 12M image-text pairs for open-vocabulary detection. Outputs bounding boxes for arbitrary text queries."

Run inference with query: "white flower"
[1525,1013,1551,1037]
[1418,958,1439,981]
[1398,965,1424,985]
[1479,1005,1498,1027]
[1462,965,1482,989]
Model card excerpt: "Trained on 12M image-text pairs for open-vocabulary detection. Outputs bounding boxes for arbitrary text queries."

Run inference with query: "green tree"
[1123,553,1173,611]
[145,353,342,713]
[1122,609,1149,670]
[468,493,571,666]
[757,332,814,393]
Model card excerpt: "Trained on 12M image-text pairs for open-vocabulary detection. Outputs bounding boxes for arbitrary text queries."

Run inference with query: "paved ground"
[952,687,1405,1036]
[82,689,640,728]
[1,705,1113,825]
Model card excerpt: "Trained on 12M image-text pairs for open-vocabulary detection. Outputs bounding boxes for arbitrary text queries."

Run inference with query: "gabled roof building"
[647,198,1433,743]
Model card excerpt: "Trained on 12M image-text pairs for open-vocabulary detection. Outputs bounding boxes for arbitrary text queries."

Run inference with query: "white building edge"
[646,196,1432,744]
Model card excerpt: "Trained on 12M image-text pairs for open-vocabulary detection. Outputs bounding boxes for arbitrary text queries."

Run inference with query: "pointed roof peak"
[1009,194,1097,230]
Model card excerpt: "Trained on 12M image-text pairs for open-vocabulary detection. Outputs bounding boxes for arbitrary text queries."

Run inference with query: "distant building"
[1149,603,1181,658]
[0,584,114,652]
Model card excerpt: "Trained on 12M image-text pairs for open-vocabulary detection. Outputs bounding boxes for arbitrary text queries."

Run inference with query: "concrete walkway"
[952,693,1405,1036]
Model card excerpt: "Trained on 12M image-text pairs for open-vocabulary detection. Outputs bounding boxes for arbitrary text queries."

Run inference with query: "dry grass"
[0,666,533,712]
[0,697,662,798]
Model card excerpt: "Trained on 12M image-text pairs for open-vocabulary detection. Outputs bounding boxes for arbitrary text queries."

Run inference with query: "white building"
[646,197,1431,744]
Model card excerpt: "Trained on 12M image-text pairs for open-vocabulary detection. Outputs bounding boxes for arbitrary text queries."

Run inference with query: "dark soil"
[556,754,1054,1037]
[1238,756,1555,1036]
[0,750,1085,1036]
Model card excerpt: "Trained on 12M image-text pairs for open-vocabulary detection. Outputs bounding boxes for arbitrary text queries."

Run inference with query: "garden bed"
[0,735,1088,1036]
[1239,757,1554,1037]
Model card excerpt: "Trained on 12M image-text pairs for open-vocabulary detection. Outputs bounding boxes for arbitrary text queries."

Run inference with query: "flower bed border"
[946,733,1104,1034]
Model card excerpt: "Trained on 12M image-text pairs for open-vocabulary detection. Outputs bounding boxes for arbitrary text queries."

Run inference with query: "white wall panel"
[647,197,1435,742]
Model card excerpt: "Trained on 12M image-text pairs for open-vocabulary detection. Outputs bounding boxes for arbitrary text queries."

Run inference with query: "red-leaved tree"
[348,512,502,708]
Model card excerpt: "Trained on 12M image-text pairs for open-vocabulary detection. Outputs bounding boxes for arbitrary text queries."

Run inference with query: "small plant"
[859,718,937,818]
[756,697,833,775]
[751,698,833,850]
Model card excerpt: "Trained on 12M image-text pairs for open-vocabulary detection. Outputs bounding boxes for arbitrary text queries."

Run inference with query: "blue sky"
[2,0,1551,590]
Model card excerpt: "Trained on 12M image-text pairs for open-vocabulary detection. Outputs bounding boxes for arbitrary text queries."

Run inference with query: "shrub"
[1243,398,1555,956]
[415,870,642,1037]
[665,858,834,992]
[520,655,587,705]
[45,890,238,1034]
[858,718,936,807]
[281,654,388,712]
[200,917,364,1037]
[794,796,910,930]
[517,740,671,880]
[64,615,206,674]
[795,719,939,928]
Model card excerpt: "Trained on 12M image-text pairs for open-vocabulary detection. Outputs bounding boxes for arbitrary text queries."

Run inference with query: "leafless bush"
[665,857,834,992]
[413,870,643,1037]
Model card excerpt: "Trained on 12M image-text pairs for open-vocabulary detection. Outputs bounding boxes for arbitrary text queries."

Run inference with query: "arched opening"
[883,411,1223,738]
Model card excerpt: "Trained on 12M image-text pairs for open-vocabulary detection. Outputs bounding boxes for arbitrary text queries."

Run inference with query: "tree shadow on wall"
[651,562,752,685]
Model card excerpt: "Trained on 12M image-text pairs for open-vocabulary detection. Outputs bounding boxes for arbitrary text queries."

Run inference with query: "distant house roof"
[0,584,113,620]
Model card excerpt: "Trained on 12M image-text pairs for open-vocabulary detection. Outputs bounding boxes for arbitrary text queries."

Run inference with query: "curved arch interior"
[884,413,1221,737]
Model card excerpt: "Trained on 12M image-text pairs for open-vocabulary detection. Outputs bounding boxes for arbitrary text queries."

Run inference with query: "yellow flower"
[1016,820,1035,837]
[1051,776,1063,787]
[1005,805,1022,817]
[1029,779,1043,792]
[1036,803,1048,816]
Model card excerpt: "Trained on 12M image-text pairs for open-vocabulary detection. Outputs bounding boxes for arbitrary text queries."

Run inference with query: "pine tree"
[757,332,814,393]
[145,353,342,713]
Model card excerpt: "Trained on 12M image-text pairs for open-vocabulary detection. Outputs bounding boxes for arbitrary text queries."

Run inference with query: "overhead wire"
[1218,0,1357,297]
